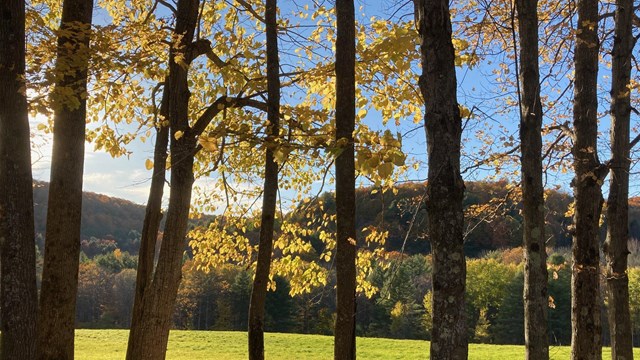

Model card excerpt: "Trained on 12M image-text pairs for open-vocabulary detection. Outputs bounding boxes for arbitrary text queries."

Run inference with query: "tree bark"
[36,0,93,358]
[248,0,280,359]
[414,0,467,359]
[604,0,634,358]
[334,0,357,359]
[125,0,200,358]
[515,0,549,358]
[126,86,169,358]
[0,0,39,358]
[571,0,603,358]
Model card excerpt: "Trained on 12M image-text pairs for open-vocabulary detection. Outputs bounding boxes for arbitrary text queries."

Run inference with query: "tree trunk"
[125,0,200,358]
[604,0,634,358]
[515,0,549,358]
[126,141,195,360]
[0,0,38,358]
[571,0,603,358]
[334,0,357,359]
[248,0,280,359]
[126,86,169,357]
[36,0,93,358]
[414,0,468,358]
[415,0,468,359]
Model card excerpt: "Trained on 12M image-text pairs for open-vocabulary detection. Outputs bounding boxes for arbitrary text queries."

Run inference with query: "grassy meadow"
[74,329,639,359]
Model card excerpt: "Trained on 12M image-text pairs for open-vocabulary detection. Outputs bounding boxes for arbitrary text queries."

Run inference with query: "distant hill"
[33,181,147,254]
[291,181,640,257]
[289,181,575,257]
[32,180,640,258]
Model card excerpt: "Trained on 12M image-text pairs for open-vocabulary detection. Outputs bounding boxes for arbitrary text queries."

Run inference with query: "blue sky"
[29,0,640,206]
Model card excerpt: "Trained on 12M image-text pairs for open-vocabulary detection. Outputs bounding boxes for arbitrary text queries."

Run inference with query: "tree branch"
[545,121,575,141]
[186,39,228,67]
[157,0,177,14]
[461,144,520,174]
[630,132,640,150]
[235,0,266,23]
[190,95,268,137]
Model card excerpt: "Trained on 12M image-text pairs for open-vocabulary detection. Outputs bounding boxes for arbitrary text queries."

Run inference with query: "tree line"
[47,244,640,349]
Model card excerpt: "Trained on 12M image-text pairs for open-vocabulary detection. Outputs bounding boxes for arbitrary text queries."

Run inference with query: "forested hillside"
[33,181,147,254]
[41,179,640,258]
[295,181,576,256]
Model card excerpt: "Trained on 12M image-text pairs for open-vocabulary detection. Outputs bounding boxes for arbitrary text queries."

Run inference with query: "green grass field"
[75,329,637,359]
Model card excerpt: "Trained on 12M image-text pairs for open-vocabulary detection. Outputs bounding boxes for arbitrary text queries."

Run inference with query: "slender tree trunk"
[571,0,603,358]
[414,0,467,358]
[248,0,280,358]
[334,0,357,359]
[604,0,634,358]
[36,0,93,358]
[516,0,549,358]
[125,0,200,358]
[126,85,169,357]
[0,0,38,358]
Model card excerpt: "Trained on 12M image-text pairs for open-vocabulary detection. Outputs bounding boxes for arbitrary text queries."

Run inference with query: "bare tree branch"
[235,0,266,23]
[190,95,268,137]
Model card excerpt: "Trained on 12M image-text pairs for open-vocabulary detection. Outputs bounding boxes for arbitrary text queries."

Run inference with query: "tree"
[248,0,281,358]
[36,0,94,358]
[492,266,572,346]
[232,270,252,330]
[548,266,572,346]
[125,0,269,357]
[515,0,549,357]
[127,80,169,355]
[627,268,640,345]
[265,276,295,333]
[570,0,604,358]
[0,0,39,358]
[414,0,468,358]
[108,268,137,327]
[334,0,357,358]
[492,272,525,345]
[125,0,201,358]
[75,262,111,325]
[604,0,635,358]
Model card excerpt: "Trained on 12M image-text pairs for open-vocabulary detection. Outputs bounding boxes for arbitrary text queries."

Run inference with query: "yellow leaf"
[377,162,393,179]
[145,159,153,170]
[198,136,218,151]
[174,130,184,140]
[391,152,405,166]
[459,105,471,118]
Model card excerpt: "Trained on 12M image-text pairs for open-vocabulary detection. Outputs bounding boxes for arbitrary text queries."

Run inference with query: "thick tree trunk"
[414,0,467,359]
[126,86,169,357]
[248,0,280,359]
[0,0,38,358]
[334,0,357,359]
[36,0,93,358]
[604,0,634,358]
[571,0,603,358]
[126,142,195,360]
[125,0,199,358]
[515,0,549,358]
